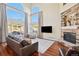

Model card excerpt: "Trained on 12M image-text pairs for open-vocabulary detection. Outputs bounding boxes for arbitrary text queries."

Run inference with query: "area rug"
[32,38,54,53]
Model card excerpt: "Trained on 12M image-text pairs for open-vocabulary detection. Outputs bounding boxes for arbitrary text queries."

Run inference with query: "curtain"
[0,4,7,43]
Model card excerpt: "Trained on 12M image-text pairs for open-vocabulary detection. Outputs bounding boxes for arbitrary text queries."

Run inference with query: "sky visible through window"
[7,3,24,22]
[32,7,40,23]
[7,9,25,21]
[7,3,23,10]
[32,7,40,14]
[7,3,40,23]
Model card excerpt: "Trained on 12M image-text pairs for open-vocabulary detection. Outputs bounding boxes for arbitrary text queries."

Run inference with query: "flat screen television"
[41,26,52,33]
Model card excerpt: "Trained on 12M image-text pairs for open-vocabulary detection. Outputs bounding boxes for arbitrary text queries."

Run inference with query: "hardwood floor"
[40,41,69,56]
[0,41,68,56]
[0,43,16,56]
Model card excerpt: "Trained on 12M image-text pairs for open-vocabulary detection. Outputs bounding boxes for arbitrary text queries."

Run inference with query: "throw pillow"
[20,40,30,47]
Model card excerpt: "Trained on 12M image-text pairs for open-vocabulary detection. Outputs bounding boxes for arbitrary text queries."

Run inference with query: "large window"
[31,7,41,37]
[32,14,39,34]
[6,3,25,34]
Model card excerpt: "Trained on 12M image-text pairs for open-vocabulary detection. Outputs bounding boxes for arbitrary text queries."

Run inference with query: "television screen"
[41,26,52,33]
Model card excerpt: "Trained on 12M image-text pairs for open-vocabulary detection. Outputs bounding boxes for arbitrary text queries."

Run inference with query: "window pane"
[7,3,23,10]
[6,8,25,33]
[32,15,39,23]
[31,14,39,34]
[32,7,40,14]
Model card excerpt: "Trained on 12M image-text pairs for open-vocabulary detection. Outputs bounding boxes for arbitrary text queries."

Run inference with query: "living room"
[0,3,79,56]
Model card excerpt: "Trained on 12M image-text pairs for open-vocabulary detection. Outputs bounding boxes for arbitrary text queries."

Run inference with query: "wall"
[32,3,61,40]
[59,3,79,45]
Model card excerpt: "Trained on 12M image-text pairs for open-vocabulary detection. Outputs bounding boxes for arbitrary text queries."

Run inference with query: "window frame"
[5,4,26,34]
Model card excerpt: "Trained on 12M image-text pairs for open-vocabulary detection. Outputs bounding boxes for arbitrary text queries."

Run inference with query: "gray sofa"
[6,36,38,56]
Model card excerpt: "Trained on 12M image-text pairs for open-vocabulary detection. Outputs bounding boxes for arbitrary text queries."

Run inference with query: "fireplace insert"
[63,32,76,44]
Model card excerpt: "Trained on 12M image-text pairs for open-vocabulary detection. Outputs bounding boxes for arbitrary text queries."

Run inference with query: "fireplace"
[63,32,76,44]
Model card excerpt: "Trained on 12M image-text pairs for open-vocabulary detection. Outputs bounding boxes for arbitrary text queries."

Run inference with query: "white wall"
[32,3,61,40]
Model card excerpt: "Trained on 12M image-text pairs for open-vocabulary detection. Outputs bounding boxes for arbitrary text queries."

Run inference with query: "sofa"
[6,36,38,56]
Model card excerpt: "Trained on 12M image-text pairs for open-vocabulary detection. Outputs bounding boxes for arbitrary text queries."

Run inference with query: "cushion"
[20,40,30,47]
[8,35,21,42]
[8,35,14,39]
[25,34,36,39]
[13,37,22,42]
[29,35,36,39]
